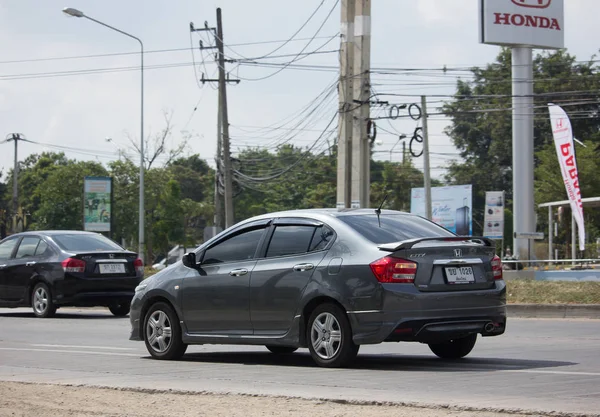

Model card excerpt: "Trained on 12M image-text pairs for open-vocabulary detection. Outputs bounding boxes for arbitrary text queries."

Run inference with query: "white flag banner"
[548,103,585,251]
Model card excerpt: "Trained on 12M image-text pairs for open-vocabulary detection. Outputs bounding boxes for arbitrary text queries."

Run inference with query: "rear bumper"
[348,282,507,345]
[54,291,134,307]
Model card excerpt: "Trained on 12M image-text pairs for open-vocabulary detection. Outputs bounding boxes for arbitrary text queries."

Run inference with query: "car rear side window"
[16,237,41,258]
[339,214,454,244]
[309,225,334,252]
[266,225,316,257]
[34,240,51,257]
[203,228,265,264]
[52,234,123,252]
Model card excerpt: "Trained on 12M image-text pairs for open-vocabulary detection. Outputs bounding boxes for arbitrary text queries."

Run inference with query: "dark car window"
[34,240,52,257]
[0,238,19,260]
[309,225,335,251]
[52,234,123,252]
[266,225,316,258]
[203,228,265,265]
[339,214,454,244]
[16,237,41,258]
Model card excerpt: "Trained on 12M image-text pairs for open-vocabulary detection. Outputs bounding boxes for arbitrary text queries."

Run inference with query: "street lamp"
[389,134,407,162]
[63,7,145,262]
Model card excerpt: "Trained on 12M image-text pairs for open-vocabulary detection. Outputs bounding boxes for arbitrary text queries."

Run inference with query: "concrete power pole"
[421,96,432,220]
[336,0,354,209]
[6,133,23,231]
[214,90,223,230]
[351,0,371,208]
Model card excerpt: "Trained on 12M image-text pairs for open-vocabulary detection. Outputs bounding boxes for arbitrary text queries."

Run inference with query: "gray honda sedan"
[130,209,506,367]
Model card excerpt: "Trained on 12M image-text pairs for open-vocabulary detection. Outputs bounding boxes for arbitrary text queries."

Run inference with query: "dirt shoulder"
[0,381,534,417]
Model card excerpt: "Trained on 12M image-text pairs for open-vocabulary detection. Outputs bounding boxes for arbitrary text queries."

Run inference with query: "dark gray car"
[130,209,506,367]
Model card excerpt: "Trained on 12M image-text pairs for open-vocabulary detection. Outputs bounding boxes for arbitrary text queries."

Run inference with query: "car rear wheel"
[307,303,359,368]
[265,345,298,354]
[428,334,477,359]
[108,303,130,317]
[143,302,187,360]
[32,283,57,318]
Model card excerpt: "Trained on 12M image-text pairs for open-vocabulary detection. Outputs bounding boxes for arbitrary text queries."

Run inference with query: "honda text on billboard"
[479,0,564,49]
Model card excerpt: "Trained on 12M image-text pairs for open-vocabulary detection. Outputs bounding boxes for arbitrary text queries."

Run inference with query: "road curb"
[508,304,600,319]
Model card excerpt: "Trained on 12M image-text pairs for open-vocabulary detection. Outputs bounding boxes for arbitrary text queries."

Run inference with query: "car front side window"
[0,238,19,261]
[202,228,265,265]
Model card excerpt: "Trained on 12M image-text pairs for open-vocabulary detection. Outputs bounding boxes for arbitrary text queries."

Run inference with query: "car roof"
[245,208,414,223]
[7,230,100,237]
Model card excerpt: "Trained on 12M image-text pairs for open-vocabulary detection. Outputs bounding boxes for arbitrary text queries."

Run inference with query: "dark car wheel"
[265,345,298,354]
[428,334,477,359]
[32,283,57,318]
[306,303,359,368]
[143,302,187,360]
[108,303,131,317]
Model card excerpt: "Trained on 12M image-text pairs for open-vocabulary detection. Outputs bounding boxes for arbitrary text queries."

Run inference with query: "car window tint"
[52,234,122,252]
[339,214,454,244]
[34,240,50,257]
[16,237,40,258]
[309,225,335,252]
[0,238,19,260]
[266,225,315,257]
[203,228,264,264]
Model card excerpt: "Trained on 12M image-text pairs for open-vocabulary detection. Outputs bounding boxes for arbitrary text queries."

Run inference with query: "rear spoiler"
[378,237,494,252]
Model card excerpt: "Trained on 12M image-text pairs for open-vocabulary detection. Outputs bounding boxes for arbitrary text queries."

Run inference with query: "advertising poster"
[483,191,505,239]
[83,177,112,232]
[411,185,472,235]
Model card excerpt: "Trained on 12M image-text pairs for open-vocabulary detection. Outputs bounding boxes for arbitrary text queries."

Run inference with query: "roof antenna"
[375,194,388,228]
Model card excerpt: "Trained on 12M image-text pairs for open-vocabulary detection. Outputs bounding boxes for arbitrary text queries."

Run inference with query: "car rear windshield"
[52,234,123,252]
[338,214,454,244]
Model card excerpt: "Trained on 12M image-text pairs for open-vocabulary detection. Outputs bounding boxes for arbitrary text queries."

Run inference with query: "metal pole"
[216,8,234,227]
[12,135,18,229]
[351,0,371,208]
[336,0,354,209]
[511,47,535,260]
[548,206,553,261]
[421,96,432,220]
[571,213,576,266]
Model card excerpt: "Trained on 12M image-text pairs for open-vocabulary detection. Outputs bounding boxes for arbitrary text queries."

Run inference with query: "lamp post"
[63,7,145,262]
[389,134,407,162]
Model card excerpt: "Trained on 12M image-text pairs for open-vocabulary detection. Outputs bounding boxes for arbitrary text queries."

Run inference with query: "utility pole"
[5,133,24,232]
[191,8,239,229]
[214,90,224,230]
[421,96,432,220]
[351,0,371,208]
[336,0,354,209]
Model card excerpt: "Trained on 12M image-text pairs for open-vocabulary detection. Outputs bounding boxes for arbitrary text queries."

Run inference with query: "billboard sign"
[483,191,505,239]
[479,0,564,49]
[411,185,472,235]
[83,177,112,232]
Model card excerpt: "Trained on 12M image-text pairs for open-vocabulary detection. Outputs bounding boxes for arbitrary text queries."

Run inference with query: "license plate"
[99,263,126,274]
[445,266,475,284]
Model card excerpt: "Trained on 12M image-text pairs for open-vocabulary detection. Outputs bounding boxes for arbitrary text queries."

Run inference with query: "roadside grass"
[144,267,600,305]
[506,280,600,304]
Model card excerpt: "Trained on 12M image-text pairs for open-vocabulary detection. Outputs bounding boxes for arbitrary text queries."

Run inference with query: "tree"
[442,48,600,237]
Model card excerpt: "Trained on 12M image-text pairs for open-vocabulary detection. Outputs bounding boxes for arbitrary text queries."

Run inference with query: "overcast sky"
[0,0,597,181]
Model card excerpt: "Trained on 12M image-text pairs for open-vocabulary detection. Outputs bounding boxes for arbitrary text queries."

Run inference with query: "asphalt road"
[0,308,599,416]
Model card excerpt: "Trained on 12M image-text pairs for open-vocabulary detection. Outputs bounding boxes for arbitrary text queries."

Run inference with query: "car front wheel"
[143,302,187,360]
[307,303,358,368]
[428,334,477,359]
[32,283,57,318]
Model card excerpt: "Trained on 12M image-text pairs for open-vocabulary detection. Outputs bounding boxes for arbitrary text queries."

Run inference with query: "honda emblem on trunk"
[109,254,115,259]
[454,249,463,257]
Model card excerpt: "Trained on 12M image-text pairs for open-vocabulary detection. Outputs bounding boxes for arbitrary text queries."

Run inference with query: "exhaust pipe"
[484,322,495,333]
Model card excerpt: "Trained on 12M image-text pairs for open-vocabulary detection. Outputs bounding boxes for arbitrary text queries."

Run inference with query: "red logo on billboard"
[511,0,551,9]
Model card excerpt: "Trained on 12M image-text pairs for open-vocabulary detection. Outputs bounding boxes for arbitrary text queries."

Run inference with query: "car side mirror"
[182,252,197,269]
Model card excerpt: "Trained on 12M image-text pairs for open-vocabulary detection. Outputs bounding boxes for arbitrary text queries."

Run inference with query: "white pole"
[511,47,535,261]
[421,95,432,220]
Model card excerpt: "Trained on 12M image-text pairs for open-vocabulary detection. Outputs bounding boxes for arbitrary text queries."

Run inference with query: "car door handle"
[26,261,37,267]
[293,263,314,272]
[229,268,248,277]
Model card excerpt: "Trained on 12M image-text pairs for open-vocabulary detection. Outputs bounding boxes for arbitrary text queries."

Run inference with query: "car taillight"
[134,258,144,274]
[370,256,418,283]
[491,255,503,280]
[62,258,86,273]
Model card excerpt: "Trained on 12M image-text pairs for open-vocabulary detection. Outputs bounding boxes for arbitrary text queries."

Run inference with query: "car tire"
[108,303,131,317]
[306,303,359,368]
[143,302,187,360]
[265,345,298,354]
[31,282,57,318]
[428,334,477,359]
